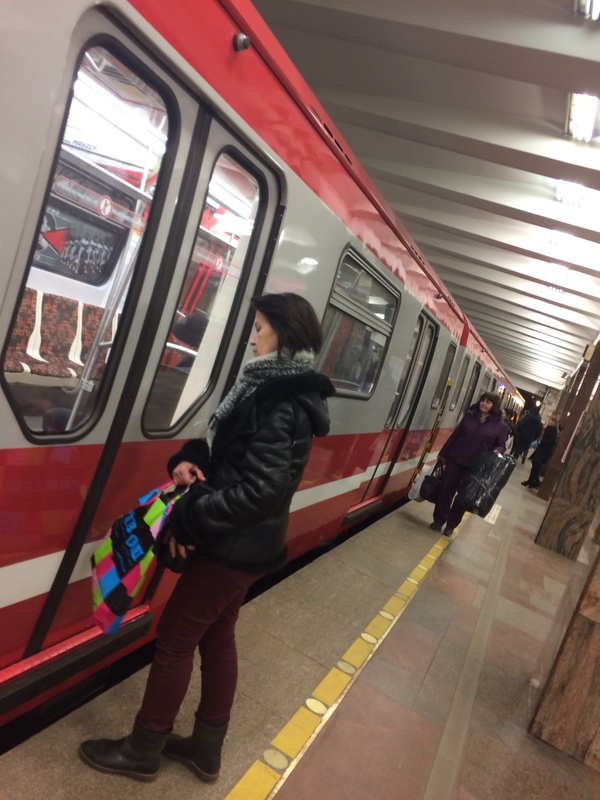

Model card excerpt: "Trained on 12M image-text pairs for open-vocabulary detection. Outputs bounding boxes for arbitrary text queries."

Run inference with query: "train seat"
[2,287,43,374]
[80,304,118,381]
[28,294,79,379]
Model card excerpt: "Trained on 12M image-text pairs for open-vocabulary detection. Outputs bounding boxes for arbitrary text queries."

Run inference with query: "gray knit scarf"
[208,350,314,435]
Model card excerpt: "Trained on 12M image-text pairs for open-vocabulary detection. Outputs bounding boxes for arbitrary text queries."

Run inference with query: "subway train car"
[0,0,519,735]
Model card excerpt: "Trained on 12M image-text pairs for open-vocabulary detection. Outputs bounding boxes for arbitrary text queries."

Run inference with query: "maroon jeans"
[432,459,471,530]
[136,555,257,732]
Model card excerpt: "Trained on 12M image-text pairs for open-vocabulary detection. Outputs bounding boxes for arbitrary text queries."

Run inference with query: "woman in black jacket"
[511,410,543,464]
[80,293,335,783]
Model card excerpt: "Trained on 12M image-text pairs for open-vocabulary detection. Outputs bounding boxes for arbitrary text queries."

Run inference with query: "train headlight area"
[0,473,595,800]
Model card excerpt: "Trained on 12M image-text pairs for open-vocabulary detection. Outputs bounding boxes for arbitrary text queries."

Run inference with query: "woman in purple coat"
[430,392,507,536]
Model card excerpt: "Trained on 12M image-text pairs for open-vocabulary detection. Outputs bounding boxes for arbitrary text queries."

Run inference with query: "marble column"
[557,365,586,426]
[530,551,600,770]
[538,344,600,502]
[535,383,600,558]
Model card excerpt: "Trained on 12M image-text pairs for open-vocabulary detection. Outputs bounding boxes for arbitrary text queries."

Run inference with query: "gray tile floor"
[2,464,599,799]
[0,501,438,800]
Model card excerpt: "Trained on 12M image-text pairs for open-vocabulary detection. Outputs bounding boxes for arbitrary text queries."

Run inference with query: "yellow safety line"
[224,523,463,800]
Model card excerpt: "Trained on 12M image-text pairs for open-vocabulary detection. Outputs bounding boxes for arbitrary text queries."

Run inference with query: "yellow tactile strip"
[224,532,455,800]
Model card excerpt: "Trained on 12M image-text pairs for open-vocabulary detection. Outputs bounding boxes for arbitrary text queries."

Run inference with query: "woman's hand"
[168,536,195,560]
[172,461,206,486]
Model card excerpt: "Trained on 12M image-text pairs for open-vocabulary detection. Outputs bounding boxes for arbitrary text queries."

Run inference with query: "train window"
[449,356,469,411]
[385,319,422,427]
[431,342,457,409]
[394,319,436,428]
[334,258,397,324]
[143,153,261,430]
[316,252,397,395]
[1,46,170,434]
[460,362,482,418]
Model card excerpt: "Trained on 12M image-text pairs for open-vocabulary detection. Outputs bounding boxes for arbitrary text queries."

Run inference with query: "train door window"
[449,356,469,411]
[460,362,482,417]
[394,318,436,428]
[316,252,397,395]
[384,315,436,428]
[143,152,262,430]
[431,341,457,409]
[1,46,170,434]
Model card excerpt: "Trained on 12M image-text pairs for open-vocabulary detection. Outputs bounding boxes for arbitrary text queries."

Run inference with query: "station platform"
[1,459,599,800]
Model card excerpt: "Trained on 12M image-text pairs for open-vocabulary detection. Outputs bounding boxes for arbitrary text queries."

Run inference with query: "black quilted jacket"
[167,371,335,573]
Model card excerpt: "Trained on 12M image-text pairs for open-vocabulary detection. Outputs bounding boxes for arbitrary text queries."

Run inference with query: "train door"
[448,355,470,414]
[0,13,279,683]
[459,361,482,420]
[33,123,278,665]
[358,313,437,503]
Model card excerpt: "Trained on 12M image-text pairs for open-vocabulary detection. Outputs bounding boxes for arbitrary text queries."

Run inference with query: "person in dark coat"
[501,408,515,432]
[171,310,208,371]
[430,392,507,536]
[80,293,335,783]
[521,415,559,489]
[511,409,543,464]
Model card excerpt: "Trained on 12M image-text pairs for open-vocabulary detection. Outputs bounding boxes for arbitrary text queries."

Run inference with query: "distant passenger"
[171,310,208,371]
[521,415,559,489]
[511,408,543,464]
[430,391,507,536]
[501,409,515,451]
[79,293,335,784]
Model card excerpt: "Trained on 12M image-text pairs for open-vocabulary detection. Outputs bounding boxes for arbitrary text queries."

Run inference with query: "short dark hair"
[251,293,323,357]
[479,391,501,415]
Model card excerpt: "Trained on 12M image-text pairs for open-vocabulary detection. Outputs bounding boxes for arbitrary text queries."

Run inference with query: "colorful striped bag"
[91,482,186,633]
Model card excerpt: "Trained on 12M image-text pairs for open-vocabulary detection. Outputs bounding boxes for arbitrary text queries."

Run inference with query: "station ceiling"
[253,0,600,393]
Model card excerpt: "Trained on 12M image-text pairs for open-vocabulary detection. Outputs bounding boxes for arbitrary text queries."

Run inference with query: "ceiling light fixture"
[566,92,598,142]
[575,0,600,20]
[547,262,570,276]
[556,179,587,205]
[549,230,577,249]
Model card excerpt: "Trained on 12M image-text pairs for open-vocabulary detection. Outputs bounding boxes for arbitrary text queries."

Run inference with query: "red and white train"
[0,0,521,734]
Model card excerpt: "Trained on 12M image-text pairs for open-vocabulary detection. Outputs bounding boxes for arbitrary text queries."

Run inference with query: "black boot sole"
[162,748,219,783]
[78,744,158,782]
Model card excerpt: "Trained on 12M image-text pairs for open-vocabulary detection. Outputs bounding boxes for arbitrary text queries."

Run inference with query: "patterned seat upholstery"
[2,287,40,373]
[81,304,117,381]
[80,304,104,366]
[4,292,118,385]
[29,294,79,378]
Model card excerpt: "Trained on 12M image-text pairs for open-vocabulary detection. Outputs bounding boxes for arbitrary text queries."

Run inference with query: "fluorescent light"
[547,262,570,276]
[297,257,319,274]
[549,230,577,249]
[74,71,167,154]
[556,179,587,205]
[208,177,254,219]
[576,0,600,20]
[567,93,598,142]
